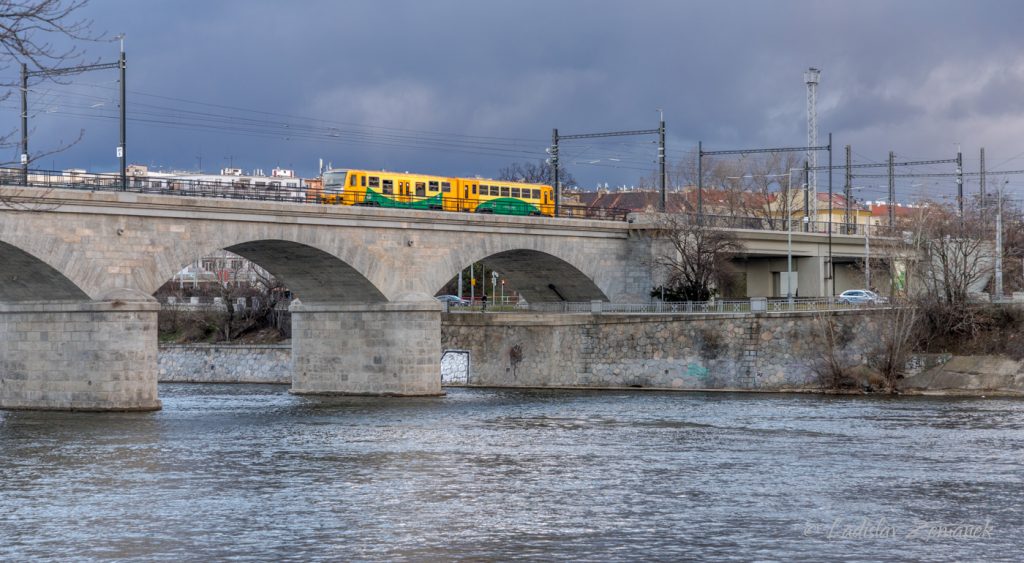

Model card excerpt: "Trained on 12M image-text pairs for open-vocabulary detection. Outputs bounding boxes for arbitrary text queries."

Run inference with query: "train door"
[398,180,408,203]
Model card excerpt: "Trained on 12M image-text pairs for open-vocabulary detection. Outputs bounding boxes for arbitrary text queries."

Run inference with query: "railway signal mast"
[805,67,820,218]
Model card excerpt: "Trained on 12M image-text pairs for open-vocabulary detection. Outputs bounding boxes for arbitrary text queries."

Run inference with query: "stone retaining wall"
[441,310,882,390]
[159,344,291,384]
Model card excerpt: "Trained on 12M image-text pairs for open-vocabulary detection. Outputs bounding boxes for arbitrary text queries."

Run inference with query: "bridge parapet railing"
[5,166,908,232]
[444,298,893,315]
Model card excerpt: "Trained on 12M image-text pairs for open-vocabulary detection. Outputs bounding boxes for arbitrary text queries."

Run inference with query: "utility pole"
[827,132,834,296]
[956,146,964,222]
[119,36,127,190]
[805,67,820,218]
[996,180,1005,299]
[554,124,660,215]
[20,42,124,188]
[697,141,703,222]
[888,151,895,228]
[551,128,559,216]
[979,147,986,223]
[865,222,871,290]
[844,144,852,234]
[20,62,28,186]
[803,161,810,232]
[658,110,666,212]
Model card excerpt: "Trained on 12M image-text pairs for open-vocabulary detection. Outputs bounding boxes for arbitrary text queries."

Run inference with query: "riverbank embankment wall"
[440,310,881,390]
[159,344,291,384]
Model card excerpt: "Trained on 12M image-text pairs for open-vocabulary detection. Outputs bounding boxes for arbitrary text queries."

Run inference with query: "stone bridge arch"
[0,241,90,301]
[433,248,610,302]
[156,238,387,304]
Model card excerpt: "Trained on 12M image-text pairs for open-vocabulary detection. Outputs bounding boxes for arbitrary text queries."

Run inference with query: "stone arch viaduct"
[0,187,877,411]
[0,188,653,410]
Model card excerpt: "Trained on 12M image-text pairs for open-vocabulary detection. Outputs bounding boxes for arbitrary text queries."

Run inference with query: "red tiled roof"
[869,203,914,218]
[575,191,692,213]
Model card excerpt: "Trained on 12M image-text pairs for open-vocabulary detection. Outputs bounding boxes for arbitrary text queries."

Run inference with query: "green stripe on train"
[363,189,444,209]
[475,198,542,216]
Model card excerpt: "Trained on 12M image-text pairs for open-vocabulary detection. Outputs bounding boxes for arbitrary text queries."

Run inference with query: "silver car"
[435,295,470,306]
[837,289,886,305]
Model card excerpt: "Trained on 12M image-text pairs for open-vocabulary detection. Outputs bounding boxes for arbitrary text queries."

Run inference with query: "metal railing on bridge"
[442,297,892,314]
[3,166,900,233]
[0,167,632,221]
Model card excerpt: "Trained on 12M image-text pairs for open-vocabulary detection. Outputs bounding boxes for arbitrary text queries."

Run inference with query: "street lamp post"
[850,186,874,290]
[785,167,807,304]
[865,221,871,289]
[996,180,1007,300]
[491,271,499,307]
[729,170,800,301]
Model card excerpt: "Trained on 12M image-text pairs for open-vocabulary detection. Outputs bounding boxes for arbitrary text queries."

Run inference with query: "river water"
[1,385,1022,562]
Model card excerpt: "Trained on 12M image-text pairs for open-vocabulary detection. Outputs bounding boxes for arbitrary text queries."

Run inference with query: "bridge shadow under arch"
[219,240,388,303]
[443,249,608,302]
[0,241,90,301]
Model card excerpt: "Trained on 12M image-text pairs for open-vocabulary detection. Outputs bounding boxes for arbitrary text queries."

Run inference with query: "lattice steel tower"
[805,67,820,216]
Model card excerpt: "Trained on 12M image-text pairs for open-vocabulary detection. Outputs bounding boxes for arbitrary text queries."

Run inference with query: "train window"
[429,181,439,192]
[441,182,451,193]
[511,188,521,198]
[350,174,357,186]
[416,182,425,190]
[480,184,488,194]
[532,189,541,199]
[472,185,477,195]
[490,186,499,196]
[369,176,380,188]
[361,175,366,187]
[500,186,510,197]
[382,179,393,194]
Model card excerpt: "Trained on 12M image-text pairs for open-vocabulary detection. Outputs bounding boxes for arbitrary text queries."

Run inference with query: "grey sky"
[13,0,1024,201]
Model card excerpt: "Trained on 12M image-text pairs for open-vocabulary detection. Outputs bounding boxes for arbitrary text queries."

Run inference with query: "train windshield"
[323,169,349,194]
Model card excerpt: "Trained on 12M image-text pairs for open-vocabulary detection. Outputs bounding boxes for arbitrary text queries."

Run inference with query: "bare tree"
[0,1,102,207]
[867,304,920,391]
[743,152,802,230]
[156,254,292,343]
[650,213,745,301]
[0,0,100,148]
[497,159,576,187]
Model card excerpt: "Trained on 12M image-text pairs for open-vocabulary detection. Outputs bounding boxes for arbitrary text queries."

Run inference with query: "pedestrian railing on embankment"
[443,297,894,315]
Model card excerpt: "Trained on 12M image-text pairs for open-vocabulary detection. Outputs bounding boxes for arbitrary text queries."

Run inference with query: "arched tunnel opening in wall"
[437,249,609,303]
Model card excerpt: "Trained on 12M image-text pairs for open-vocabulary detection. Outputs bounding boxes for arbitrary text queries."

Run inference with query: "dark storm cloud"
[18,0,1024,193]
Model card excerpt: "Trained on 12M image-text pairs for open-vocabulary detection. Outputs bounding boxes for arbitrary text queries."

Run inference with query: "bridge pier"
[796,256,828,297]
[0,297,161,411]
[290,300,443,396]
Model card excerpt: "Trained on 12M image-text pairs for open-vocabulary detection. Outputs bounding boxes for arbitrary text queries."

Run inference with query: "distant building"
[170,250,273,289]
[868,202,917,226]
[125,165,307,201]
[576,185,874,232]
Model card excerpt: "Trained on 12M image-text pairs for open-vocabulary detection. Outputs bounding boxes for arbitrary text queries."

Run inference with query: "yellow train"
[318,168,554,216]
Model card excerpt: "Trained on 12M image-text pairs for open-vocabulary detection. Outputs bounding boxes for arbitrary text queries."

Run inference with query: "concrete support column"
[796,256,826,297]
[0,298,161,411]
[290,299,443,396]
